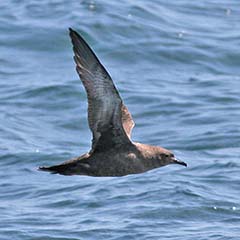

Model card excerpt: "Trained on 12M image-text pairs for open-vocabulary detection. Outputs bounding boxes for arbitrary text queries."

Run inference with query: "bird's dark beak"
[172,157,187,167]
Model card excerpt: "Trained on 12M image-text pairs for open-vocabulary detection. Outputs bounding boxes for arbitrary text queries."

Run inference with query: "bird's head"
[134,143,187,169]
[157,149,187,167]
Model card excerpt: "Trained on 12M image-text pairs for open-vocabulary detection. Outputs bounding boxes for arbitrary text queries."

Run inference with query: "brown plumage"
[39,28,187,177]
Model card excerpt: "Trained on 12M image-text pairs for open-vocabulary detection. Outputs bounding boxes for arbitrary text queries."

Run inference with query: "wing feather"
[69,28,134,151]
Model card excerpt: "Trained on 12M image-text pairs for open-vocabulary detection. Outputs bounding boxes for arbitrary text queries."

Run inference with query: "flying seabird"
[39,28,187,177]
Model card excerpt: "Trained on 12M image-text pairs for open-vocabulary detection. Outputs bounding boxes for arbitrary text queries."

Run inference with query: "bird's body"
[40,142,179,176]
[39,28,187,177]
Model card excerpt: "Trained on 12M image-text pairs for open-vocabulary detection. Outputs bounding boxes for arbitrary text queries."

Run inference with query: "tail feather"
[38,164,71,175]
[38,161,91,176]
[39,153,91,176]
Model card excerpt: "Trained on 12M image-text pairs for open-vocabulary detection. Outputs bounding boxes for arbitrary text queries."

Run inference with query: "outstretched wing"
[69,28,134,151]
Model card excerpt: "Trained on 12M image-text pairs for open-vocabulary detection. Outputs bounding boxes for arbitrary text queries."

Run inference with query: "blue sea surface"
[0,1,240,239]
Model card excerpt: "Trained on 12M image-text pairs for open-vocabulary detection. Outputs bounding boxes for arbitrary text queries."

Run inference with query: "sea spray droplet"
[178,30,186,38]
[89,1,96,11]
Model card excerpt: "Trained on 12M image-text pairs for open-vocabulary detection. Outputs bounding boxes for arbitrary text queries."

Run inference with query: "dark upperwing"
[69,28,135,151]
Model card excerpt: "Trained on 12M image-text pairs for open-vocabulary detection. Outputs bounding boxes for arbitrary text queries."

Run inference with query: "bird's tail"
[39,153,91,176]
[38,163,74,175]
[38,159,91,176]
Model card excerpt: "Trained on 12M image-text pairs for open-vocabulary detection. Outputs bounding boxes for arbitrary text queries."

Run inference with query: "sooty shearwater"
[39,28,187,177]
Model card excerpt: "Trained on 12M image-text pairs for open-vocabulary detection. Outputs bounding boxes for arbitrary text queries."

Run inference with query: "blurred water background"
[0,0,240,239]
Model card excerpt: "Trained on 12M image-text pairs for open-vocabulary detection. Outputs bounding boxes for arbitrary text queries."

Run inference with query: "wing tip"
[69,27,74,33]
[69,27,82,40]
[69,27,76,38]
[69,28,81,42]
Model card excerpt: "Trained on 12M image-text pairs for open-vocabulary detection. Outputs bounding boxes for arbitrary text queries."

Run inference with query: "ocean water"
[0,0,240,239]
